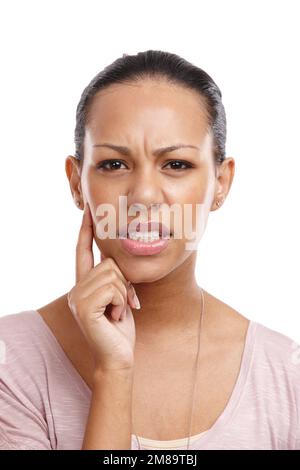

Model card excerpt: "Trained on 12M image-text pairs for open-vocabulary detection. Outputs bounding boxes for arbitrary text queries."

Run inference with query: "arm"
[70,202,138,450]
[0,373,52,450]
[81,367,134,450]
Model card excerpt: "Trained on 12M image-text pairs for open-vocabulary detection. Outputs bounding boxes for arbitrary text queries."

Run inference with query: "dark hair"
[74,49,226,166]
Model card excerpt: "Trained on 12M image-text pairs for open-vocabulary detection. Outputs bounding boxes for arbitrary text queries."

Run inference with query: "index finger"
[76,201,94,283]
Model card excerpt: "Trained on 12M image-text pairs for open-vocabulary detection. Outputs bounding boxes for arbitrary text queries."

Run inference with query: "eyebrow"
[92,142,199,156]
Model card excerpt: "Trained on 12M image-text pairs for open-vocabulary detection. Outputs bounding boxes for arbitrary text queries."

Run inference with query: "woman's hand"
[67,202,140,372]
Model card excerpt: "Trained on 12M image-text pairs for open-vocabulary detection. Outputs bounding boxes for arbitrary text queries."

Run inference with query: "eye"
[163,160,193,170]
[96,159,193,172]
[96,159,127,171]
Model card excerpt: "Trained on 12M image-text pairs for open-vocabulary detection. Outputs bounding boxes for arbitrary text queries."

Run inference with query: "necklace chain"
[132,286,205,450]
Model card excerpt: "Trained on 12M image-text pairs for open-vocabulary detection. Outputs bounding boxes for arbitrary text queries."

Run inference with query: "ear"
[65,155,83,209]
[211,157,235,211]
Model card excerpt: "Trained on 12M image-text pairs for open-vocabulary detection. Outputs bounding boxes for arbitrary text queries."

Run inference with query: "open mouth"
[118,221,173,241]
[125,231,173,242]
[118,225,173,256]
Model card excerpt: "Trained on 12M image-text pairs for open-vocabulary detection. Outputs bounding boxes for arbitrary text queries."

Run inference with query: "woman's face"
[66,78,234,283]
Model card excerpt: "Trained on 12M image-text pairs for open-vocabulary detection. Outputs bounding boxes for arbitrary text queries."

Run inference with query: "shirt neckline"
[135,428,209,448]
[30,309,257,448]
[133,319,257,448]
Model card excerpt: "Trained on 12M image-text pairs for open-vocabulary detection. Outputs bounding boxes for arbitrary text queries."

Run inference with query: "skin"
[38,77,250,440]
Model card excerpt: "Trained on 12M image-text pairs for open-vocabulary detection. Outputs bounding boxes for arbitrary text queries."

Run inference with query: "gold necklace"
[132,286,205,450]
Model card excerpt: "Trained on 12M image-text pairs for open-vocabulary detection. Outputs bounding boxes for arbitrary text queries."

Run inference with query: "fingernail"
[133,292,141,309]
[127,281,141,309]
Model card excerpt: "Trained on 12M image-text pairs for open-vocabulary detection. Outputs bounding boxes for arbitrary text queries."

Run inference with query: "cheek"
[170,178,213,219]
[169,186,212,246]
[169,168,213,202]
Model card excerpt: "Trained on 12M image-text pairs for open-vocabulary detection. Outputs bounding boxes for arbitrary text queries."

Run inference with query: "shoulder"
[0,309,40,332]
[0,311,54,449]
[0,310,45,356]
[0,309,57,384]
[253,320,300,366]
[251,320,300,403]
[0,310,41,355]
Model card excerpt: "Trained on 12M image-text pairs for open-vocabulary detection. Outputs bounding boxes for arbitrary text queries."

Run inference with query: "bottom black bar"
[0,450,300,467]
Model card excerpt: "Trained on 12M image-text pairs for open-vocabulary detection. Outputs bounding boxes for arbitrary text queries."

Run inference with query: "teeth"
[128,230,160,242]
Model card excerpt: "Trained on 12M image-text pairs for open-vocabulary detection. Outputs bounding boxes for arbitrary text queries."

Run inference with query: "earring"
[216,198,223,208]
[76,200,80,207]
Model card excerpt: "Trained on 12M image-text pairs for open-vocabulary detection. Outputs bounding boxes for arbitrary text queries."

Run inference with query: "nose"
[126,165,166,211]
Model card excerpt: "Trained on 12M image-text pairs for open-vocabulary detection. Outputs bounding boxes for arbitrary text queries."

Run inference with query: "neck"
[132,253,204,347]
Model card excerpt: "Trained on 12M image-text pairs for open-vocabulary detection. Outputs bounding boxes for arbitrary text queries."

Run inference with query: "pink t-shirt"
[0,309,299,450]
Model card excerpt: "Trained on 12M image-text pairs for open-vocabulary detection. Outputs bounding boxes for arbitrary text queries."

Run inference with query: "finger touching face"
[76,202,94,283]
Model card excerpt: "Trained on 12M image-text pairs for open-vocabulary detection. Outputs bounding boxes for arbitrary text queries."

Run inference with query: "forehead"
[85,79,210,144]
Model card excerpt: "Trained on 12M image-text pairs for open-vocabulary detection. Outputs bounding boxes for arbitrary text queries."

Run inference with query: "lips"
[118,221,172,238]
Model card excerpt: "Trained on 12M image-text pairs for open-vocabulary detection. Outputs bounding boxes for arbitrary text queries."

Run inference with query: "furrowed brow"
[92,143,199,156]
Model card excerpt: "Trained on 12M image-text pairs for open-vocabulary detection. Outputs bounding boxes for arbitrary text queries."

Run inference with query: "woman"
[0,50,299,450]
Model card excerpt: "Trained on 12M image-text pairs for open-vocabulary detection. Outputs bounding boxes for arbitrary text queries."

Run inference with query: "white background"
[0,0,299,343]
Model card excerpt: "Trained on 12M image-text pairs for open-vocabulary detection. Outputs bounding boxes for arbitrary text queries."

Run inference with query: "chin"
[115,255,177,284]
